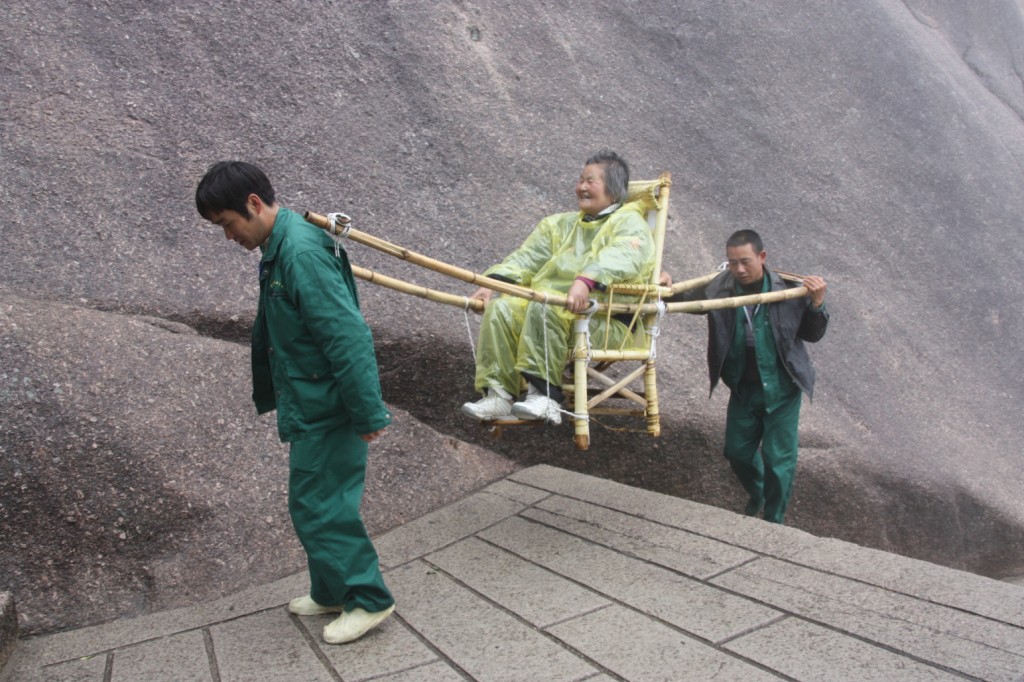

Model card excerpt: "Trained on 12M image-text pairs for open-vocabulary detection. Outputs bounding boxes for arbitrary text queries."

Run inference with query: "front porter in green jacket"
[197,161,395,643]
[252,207,392,442]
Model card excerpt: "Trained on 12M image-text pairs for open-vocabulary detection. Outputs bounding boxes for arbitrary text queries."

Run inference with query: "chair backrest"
[624,172,671,286]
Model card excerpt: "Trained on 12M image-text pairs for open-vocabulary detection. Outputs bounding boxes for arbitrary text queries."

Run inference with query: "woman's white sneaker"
[461,392,513,419]
[512,394,562,425]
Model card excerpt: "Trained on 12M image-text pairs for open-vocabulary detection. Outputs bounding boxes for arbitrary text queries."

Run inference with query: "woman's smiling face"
[575,163,614,216]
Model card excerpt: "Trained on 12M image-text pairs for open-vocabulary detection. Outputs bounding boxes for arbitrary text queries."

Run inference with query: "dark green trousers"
[723,382,802,524]
[288,423,393,612]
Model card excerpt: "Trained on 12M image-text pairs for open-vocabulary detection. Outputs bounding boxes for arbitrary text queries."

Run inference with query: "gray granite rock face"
[2,0,1024,634]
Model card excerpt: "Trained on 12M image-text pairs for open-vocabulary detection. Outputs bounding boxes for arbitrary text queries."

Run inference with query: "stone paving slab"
[376,484,539,569]
[546,605,782,681]
[792,538,1024,626]
[507,465,823,560]
[376,660,467,681]
[4,465,1024,682]
[711,557,1024,681]
[527,495,757,579]
[723,617,965,681]
[388,560,597,681]
[426,536,612,629]
[5,571,309,670]
[210,609,332,682]
[109,630,210,682]
[15,653,108,682]
[478,515,783,643]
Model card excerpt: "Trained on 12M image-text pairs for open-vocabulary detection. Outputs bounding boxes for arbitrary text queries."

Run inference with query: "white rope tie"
[463,297,477,362]
[326,212,352,257]
[646,300,668,359]
[574,299,598,365]
[541,293,552,403]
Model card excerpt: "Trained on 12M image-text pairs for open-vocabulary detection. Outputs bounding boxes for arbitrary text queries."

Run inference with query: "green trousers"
[288,422,393,612]
[723,382,802,524]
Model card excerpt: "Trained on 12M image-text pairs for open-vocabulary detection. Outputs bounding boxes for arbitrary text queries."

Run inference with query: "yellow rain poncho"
[475,201,655,396]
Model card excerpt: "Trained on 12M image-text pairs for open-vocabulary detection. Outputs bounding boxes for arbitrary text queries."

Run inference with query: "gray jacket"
[688,266,829,398]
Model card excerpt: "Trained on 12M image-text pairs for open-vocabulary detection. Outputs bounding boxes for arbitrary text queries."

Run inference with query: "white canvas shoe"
[461,391,513,420]
[322,605,396,644]
[288,595,344,616]
[511,394,562,425]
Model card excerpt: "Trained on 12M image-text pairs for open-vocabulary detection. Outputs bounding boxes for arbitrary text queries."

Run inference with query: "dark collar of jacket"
[581,202,621,223]
[705,265,788,298]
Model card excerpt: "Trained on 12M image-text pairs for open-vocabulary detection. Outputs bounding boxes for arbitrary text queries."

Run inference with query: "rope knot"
[326,212,352,256]
[326,212,352,238]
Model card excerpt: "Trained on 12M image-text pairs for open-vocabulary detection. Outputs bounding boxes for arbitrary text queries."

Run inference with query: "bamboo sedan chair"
[304,172,675,451]
[485,172,672,450]
[567,172,671,450]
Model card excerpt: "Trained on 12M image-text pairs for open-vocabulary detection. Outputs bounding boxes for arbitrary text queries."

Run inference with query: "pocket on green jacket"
[283,353,345,425]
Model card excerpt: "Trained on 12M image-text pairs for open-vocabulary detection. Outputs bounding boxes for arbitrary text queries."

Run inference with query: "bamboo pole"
[352,258,806,315]
[648,172,670,288]
[307,210,677,314]
[310,212,811,316]
[589,349,660,361]
[306,211,573,307]
[669,269,805,295]
[669,272,720,295]
[664,285,808,314]
[351,265,484,312]
[351,259,808,317]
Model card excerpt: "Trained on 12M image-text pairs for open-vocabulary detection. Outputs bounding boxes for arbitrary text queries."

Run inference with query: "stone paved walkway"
[5,464,1024,681]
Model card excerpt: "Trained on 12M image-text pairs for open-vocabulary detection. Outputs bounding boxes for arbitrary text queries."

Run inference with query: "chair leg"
[644,359,660,437]
[573,352,591,450]
[572,321,591,451]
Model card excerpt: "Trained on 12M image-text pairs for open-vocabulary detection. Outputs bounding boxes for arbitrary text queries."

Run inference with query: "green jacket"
[251,207,392,442]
